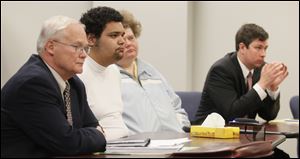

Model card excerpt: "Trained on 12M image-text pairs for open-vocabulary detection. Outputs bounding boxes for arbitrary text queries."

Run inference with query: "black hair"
[235,23,269,51]
[80,6,123,39]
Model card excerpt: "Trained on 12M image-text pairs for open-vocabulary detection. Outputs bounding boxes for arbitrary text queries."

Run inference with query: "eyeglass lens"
[245,125,266,141]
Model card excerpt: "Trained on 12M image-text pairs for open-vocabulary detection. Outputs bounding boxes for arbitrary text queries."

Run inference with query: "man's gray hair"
[36,15,83,54]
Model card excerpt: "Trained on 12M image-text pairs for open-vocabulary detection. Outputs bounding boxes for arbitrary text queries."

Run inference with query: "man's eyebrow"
[72,41,88,46]
[109,30,125,34]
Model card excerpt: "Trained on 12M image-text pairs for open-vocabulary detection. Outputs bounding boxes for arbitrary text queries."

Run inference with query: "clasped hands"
[258,62,289,91]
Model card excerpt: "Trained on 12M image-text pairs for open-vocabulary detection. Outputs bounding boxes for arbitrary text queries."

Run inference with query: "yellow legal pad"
[190,126,240,138]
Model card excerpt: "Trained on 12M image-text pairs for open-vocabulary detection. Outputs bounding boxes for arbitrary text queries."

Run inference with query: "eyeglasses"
[244,125,266,141]
[53,40,89,53]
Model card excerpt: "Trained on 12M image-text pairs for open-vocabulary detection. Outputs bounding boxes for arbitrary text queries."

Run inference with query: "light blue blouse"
[117,59,190,135]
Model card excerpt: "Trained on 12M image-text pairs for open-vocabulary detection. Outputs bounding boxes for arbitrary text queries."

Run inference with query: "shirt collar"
[85,56,106,72]
[43,60,66,95]
[237,56,253,79]
[118,58,153,78]
[135,58,153,77]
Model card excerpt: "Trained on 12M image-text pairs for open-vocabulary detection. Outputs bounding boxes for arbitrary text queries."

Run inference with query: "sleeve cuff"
[253,84,267,101]
[176,113,191,128]
[266,88,280,100]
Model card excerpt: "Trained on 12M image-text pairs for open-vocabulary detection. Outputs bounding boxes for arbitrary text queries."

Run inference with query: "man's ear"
[239,43,247,54]
[87,34,97,47]
[239,42,245,49]
[45,40,55,56]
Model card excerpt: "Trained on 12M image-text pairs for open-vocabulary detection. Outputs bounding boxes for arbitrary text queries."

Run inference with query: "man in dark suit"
[194,23,288,124]
[194,23,290,158]
[1,16,106,157]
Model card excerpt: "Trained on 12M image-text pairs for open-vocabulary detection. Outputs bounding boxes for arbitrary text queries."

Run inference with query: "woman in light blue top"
[116,10,190,135]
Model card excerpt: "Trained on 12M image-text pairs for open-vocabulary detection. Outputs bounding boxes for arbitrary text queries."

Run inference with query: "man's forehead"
[104,21,124,32]
[251,39,268,46]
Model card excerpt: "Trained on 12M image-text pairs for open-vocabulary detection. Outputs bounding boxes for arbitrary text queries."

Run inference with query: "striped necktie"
[63,82,73,126]
[247,72,253,91]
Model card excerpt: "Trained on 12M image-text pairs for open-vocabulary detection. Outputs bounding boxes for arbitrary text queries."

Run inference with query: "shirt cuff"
[266,88,280,100]
[176,113,191,128]
[253,84,267,101]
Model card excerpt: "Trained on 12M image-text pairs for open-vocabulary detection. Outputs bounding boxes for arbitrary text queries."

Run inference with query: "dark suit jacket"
[1,54,106,157]
[193,52,280,124]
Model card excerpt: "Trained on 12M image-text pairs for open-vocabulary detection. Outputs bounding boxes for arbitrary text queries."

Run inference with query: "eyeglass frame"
[244,124,266,141]
[52,40,89,53]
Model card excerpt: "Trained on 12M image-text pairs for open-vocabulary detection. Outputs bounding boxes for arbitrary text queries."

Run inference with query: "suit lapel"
[35,55,66,113]
[230,52,247,93]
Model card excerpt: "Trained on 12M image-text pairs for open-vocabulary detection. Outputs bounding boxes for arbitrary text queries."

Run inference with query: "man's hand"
[269,63,288,91]
[258,62,288,91]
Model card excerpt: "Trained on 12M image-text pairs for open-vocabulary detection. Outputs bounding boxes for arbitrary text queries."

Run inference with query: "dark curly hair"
[80,6,123,39]
[235,23,269,51]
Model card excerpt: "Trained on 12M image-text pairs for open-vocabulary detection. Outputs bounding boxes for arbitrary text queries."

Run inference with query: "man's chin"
[255,63,264,68]
[116,58,123,62]
[76,69,83,74]
[114,54,124,61]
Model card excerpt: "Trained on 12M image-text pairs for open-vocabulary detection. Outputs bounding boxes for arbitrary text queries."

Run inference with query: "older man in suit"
[1,15,106,157]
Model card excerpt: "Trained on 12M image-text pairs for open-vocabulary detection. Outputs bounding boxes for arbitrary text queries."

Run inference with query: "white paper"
[148,137,191,147]
[105,137,190,154]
